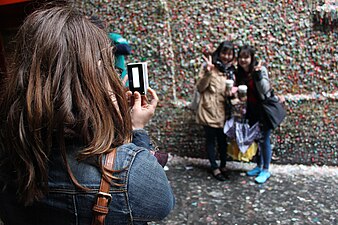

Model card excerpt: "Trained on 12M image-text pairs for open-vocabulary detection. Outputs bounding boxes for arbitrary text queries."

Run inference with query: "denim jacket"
[0,129,175,225]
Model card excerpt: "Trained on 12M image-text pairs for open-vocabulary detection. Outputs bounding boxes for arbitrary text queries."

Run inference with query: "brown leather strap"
[91,149,116,225]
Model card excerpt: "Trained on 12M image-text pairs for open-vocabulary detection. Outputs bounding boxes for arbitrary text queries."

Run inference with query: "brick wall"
[77,0,337,165]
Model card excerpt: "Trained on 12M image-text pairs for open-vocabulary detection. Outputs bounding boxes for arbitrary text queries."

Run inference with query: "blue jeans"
[257,129,272,170]
[203,126,227,170]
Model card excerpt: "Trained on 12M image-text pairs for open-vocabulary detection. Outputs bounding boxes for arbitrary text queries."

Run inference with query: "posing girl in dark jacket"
[236,45,281,184]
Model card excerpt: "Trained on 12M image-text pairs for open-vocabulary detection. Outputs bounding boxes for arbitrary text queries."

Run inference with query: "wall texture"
[77,0,338,165]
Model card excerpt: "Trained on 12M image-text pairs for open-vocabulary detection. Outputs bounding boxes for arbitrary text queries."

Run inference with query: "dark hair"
[237,45,257,76]
[0,5,131,204]
[89,15,106,30]
[211,41,235,66]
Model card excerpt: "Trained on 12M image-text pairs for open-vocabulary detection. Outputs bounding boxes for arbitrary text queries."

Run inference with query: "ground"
[150,157,338,225]
[1,157,337,225]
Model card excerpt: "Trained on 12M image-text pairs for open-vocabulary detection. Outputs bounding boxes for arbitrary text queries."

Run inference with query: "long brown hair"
[0,5,131,204]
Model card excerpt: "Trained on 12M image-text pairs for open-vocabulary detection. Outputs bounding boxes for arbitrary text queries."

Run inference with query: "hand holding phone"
[126,88,158,130]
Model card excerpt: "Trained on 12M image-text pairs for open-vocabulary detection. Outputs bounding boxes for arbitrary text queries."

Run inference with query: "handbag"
[253,70,286,130]
[189,87,200,112]
[259,90,286,130]
[92,149,117,225]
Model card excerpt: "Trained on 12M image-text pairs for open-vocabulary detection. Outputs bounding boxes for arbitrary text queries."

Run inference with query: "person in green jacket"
[108,32,132,86]
[88,16,132,86]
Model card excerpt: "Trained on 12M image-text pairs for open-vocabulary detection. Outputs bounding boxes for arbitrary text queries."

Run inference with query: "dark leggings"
[203,126,227,170]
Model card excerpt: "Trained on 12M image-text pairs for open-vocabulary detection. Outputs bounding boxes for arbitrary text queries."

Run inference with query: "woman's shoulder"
[117,143,146,154]
[114,143,148,168]
[123,144,175,220]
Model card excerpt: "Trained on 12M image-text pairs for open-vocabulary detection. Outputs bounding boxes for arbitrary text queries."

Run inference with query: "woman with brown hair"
[0,4,174,225]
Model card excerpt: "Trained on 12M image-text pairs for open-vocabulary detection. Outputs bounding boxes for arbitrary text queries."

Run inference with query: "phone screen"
[132,67,140,88]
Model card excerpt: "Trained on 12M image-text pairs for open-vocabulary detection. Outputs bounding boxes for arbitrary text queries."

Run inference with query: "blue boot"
[255,170,271,184]
[246,166,262,176]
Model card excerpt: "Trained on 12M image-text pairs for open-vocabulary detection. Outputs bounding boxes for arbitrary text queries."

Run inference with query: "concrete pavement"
[151,156,338,225]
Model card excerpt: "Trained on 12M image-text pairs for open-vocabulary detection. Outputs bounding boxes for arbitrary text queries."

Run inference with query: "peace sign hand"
[202,55,214,72]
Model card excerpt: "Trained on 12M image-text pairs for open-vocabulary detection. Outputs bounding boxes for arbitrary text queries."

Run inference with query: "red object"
[0,0,34,29]
[0,0,30,6]
[0,0,43,77]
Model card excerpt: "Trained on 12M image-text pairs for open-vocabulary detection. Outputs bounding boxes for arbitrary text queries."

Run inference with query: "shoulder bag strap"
[91,149,117,225]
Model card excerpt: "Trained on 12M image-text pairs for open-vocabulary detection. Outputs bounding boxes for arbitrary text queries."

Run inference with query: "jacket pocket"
[201,96,216,117]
